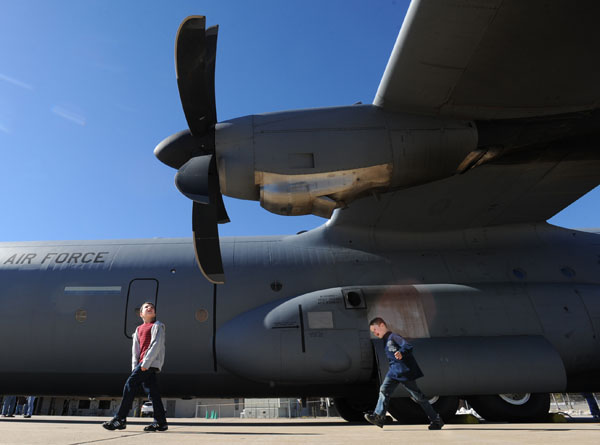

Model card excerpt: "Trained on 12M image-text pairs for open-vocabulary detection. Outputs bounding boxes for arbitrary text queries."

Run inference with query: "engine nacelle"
[215,105,477,218]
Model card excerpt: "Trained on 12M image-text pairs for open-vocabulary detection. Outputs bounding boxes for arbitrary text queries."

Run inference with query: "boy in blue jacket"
[365,317,443,430]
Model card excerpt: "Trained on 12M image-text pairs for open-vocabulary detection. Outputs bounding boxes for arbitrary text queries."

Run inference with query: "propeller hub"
[154,130,214,169]
[174,155,215,204]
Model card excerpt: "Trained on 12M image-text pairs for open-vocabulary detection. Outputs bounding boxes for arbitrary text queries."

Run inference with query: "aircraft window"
[348,292,362,307]
[270,281,283,292]
[75,309,87,323]
[195,309,209,323]
[512,268,527,280]
[342,289,366,309]
[560,267,576,278]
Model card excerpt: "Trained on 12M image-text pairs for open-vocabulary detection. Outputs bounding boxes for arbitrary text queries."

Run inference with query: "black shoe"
[144,422,168,432]
[364,412,385,428]
[102,417,126,430]
[428,415,444,430]
[23,415,31,418]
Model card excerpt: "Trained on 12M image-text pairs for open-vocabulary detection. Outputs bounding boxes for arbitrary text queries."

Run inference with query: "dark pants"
[582,393,600,417]
[374,375,439,421]
[116,364,166,424]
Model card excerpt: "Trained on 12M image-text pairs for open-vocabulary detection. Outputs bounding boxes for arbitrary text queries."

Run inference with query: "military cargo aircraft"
[1,0,600,424]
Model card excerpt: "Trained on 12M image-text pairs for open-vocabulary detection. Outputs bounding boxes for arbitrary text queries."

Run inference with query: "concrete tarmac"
[0,416,598,445]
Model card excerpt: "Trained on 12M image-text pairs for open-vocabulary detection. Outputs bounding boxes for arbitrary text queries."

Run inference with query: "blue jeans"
[1,396,16,416]
[582,393,600,417]
[374,375,439,421]
[24,396,36,416]
[116,365,166,424]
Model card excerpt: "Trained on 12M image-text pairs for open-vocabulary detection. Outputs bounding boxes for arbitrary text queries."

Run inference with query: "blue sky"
[1,0,598,242]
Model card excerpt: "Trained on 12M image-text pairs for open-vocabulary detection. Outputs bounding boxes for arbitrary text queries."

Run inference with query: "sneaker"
[428,415,444,430]
[102,417,126,430]
[144,422,168,432]
[364,412,385,428]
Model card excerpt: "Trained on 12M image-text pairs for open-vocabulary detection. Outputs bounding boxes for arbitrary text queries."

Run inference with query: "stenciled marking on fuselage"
[317,295,342,305]
[2,251,111,265]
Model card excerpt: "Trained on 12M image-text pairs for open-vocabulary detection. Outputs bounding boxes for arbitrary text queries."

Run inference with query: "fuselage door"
[125,279,158,338]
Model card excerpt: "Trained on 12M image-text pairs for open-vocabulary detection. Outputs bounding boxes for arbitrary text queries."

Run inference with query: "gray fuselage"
[1,222,599,397]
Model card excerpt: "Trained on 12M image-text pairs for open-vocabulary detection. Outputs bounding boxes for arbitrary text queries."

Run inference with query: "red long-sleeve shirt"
[137,322,154,362]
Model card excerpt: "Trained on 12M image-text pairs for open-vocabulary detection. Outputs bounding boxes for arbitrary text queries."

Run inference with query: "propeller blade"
[163,16,230,284]
[193,201,225,284]
[175,16,218,140]
[215,191,231,224]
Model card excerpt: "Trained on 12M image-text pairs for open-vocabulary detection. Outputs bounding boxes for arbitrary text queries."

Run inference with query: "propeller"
[154,16,230,284]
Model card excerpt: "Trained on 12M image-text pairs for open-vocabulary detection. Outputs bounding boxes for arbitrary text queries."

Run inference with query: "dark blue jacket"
[383,332,424,382]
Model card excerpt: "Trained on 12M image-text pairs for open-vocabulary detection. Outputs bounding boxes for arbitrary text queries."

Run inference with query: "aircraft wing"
[329,0,600,232]
[374,0,600,120]
[330,144,600,232]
